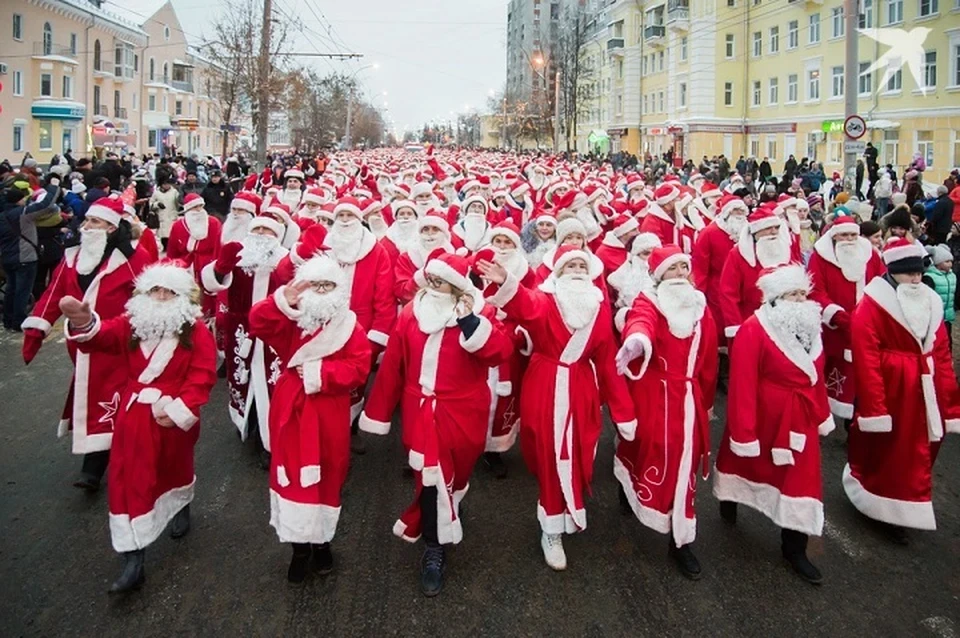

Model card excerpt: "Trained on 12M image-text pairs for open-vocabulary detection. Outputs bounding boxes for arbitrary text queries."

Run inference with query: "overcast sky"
[119,0,508,135]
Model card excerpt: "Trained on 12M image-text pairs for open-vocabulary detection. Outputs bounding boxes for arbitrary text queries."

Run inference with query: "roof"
[55,0,148,37]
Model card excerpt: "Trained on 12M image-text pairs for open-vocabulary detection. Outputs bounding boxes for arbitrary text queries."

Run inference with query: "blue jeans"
[876,197,890,219]
[2,261,37,329]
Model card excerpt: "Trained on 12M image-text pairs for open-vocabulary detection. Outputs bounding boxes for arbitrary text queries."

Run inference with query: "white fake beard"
[767,299,822,352]
[525,239,555,268]
[755,235,790,268]
[327,219,364,263]
[577,208,601,238]
[835,240,869,282]
[298,206,322,222]
[529,173,546,191]
[897,282,933,339]
[367,215,389,240]
[609,258,653,309]
[388,219,419,252]
[462,214,488,250]
[554,274,602,330]
[413,288,457,334]
[785,211,801,235]
[296,287,350,335]
[222,212,253,244]
[494,247,528,279]
[185,210,209,240]
[414,199,438,218]
[126,293,200,343]
[279,188,302,208]
[656,279,706,339]
[77,228,109,276]
[724,215,747,239]
[238,233,281,273]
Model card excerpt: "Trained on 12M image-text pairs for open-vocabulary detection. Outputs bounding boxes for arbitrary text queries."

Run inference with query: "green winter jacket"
[925,266,956,323]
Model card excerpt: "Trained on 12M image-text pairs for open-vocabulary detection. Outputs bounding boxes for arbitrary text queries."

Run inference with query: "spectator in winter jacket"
[925,244,957,347]
[178,171,205,201]
[201,171,233,221]
[84,176,110,206]
[150,181,180,247]
[100,152,131,191]
[873,171,894,219]
[904,170,923,207]
[927,186,954,245]
[949,181,960,223]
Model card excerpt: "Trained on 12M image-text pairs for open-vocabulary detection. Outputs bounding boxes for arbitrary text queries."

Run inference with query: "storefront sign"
[821,120,844,133]
[172,118,199,131]
[31,102,86,120]
[607,127,629,136]
[745,123,797,134]
[646,127,666,135]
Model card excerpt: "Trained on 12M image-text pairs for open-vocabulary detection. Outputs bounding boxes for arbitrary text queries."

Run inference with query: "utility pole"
[554,70,561,154]
[344,90,353,149]
[501,96,507,149]
[843,0,859,193]
[255,0,272,167]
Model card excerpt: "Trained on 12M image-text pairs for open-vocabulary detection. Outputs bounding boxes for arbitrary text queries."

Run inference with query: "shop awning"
[93,132,137,148]
[867,119,900,130]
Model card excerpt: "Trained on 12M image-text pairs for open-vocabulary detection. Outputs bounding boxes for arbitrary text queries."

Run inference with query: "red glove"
[22,328,44,365]
[833,310,851,332]
[215,241,244,276]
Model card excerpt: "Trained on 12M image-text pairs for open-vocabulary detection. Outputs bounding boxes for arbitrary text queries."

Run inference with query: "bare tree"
[551,4,595,152]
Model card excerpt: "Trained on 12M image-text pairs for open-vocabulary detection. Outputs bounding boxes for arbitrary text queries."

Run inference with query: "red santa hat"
[489,220,523,247]
[249,213,285,238]
[360,197,385,219]
[544,180,570,204]
[551,245,602,280]
[284,168,305,181]
[625,174,645,192]
[182,192,205,212]
[295,254,345,288]
[828,215,861,236]
[318,203,336,224]
[648,245,690,282]
[302,187,327,206]
[630,232,662,256]
[556,217,588,244]
[688,172,706,189]
[392,199,418,217]
[582,183,608,204]
[747,206,783,234]
[700,182,722,200]
[611,214,640,238]
[424,250,475,292]
[461,194,489,216]
[757,264,811,303]
[232,191,261,215]
[654,183,680,206]
[535,209,559,227]
[418,209,451,235]
[718,195,749,219]
[85,197,124,227]
[133,260,197,297]
[509,179,531,199]
[410,182,434,200]
[333,196,363,220]
[774,194,799,217]
[882,237,928,273]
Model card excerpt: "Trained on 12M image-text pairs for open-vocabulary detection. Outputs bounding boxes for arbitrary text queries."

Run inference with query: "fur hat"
[930,244,953,266]
[630,232,662,256]
[648,245,690,282]
[134,261,198,298]
[556,217,587,244]
[757,264,811,302]
[882,237,927,274]
[295,254,345,288]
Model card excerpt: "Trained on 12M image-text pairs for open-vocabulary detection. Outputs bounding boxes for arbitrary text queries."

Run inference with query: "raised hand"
[615,336,646,376]
[456,292,475,318]
[59,296,92,327]
[476,259,507,285]
[283,280,312,308]
[215,241,244,275]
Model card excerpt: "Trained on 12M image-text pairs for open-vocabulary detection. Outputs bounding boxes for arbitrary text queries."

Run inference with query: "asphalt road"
[1,324,958,638]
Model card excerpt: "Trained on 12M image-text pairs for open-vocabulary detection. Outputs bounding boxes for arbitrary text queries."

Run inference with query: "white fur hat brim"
[425,259,473,292]
[134,263,197,297]
[296,255,345,288]
[556,217,587,244]
[758,264,811,302]
[631,232,662,256]
[249,216,285,238]
[652,252,690,282]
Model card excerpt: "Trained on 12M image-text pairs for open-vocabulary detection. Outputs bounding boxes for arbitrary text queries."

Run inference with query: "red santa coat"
[692,221,736,345]
[486,274,637,534]
[67,313,216,551]
[359,298,512,544]
[594,232,628,276]
[535,247,611,303]
[23,245,151,453]
[713,307,834,536]
[806,236,886,418]
[249,291,372,544]
[136,227,161,263]
[639,206,697,254]
[615,292,718,546]
[718,238,792,340]
[200,249,288,449]
[166,216,223,319]
[844,277,960,530]
[335,230,396,350]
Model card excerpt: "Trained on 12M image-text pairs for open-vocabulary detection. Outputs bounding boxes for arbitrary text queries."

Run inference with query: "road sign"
[844,140,867,154]
[843,115,866,140]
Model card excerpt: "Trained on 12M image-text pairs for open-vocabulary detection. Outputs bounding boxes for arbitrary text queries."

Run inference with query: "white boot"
[540,532,567,571]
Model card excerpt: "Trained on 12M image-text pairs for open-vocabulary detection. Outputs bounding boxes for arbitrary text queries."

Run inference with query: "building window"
[831,7,845,38]
[919,0,938,16]
[149,58,155,81]
[724,81,734,106]
[787,73,798,102]
[954,44,960,86]
[62,129,72,154]
[658,51,664,71]
[725,34,735,58]
[770,26,779,53]
[617,94,623,115]
[680,37,688,61]
[642,56,648,75]
[954,132,960,170]
[148,130,158,148]
[162,62,169,83]
[94,40,101,71]
[13,13,22,40]
[679,82,687,107]
[883,129,900,164]
[832,65,844,97]
[769,77,779,104]
[809,13,821,44]
[859,61,873,94]
[40,73,52,97]
[917,130,934,167]
[808,69,821,100]
[163,95,168,111]
[752,80,761,106]
[12,70,23,96]
[38,120,53,150]
[753,31,762,57]
[658,91,664,111]
[767,136,778,161]
[114,43,135,79]
[132,93,138,111]
[859,0,874,27]
[93,85,100,112]
[148,94,156,111]
[788,20,798,49]
[887,0,903,23]
[164,25,171,40]
[643,95,648,113]
[13,124,24,152]
[924,50,937,88]
[42,22,52,55]
[750,136,761,158]
[828,140,843,164]
[62,75,72,99]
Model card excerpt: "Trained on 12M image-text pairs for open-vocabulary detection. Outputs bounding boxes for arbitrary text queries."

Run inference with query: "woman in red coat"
[249,255,372,583]
[713,264,833,585]
[60,262,217,594]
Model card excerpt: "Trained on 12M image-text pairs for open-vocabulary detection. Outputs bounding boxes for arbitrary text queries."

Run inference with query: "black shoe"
[170,505,191,539]
[420,545,445,597]
[350,416,366,455]
[482,452,508,479]
[719,501,738,525]
[109,550,145,594]
[73,473,101,492]
[312,543,334,575]
[783,551,823,585]
[217,361,227,378]
[258,448,271,472]
[287,544,312,584]
[618,484,632,516]
[881,522,909,546]
[668,543,702,581]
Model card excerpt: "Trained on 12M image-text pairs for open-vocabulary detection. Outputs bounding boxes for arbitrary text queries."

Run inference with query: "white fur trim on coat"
[300,465,321,488]
[269,490,341,544]
[857,414,893,433]
[359,411,391,435]
[21,316,52,334]
[713,470,824,536]
[822,303,844,328]
[303,360,322,394]
[64,312,102,342]
[200,262,233,293]
[842,464,936,530]
[729,438,761,457]
[459,315,493,353]
[616,419,637,442]
[109,478,195,552]
[945,419,960,434]
[487,271,520,307]
[368,329,389,347]
[724,325,739,338]
[273,286,303,319]
[819,415,836,436]
[164,397,199,431]
[828,397,854,420]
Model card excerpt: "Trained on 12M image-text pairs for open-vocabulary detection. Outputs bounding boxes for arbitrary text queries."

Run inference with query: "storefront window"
[38,120,53,150]
[882,130,899,166]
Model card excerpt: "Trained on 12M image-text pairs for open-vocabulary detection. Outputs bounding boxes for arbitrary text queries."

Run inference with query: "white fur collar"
[864,277,943,353]
[600,231,626,249]
[813,234,872,270]
[287,310,358,368]
[755,304,822,385]
[137,336,180,384]
[65,245,128,276]
[646,204,677,226]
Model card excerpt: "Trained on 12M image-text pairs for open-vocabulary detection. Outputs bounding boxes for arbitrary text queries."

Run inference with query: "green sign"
[31,103,86,120]
[821,120,843,133]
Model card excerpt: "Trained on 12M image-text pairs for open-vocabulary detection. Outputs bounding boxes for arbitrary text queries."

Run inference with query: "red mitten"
[215,241,244,276]
[296,225,329,262]
[833,310,851,332]
[22,328,44,365]
[471,248,496,277]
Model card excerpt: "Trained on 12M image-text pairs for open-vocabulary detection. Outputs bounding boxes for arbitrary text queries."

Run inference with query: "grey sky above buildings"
[120,0,509,135]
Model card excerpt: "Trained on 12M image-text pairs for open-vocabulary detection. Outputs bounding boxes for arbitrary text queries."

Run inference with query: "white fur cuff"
[945,419,960,434]
[724,325,739,338]
[274,287,303,319]
[303,361,322,394]
[819,416,836,436]
[201,263,232,293]
[858,414,893,433]
[729,438,761,458]
[368,330,389,347]
[771,447,795,466]
[789,431,807,453]
[64,312,101,342]
[21,316,52,334]
[164,398,199,431]
[358,412,391,435]
[487,271,520,308]
[617,419,637,442]
[495,381,513,397]
[460,316,493,353]
[822,304,844,328]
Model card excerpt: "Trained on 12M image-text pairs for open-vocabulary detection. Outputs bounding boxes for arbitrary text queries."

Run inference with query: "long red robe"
[639,205,698,254]
[691,220,736,345]
[166,216,223,320]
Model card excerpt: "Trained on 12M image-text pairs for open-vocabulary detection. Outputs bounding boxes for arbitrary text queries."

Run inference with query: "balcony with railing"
[145,73,170,87]
[606,37,625,55]
[171,80,194,93]
[33,42,77,60]
[95,105,109,117]
[644,24,666,44]
[667,0,689,30]
[114,107,128,120]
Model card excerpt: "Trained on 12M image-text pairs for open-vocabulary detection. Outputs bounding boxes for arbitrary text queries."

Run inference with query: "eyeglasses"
[424,275,446,289]
[309,281,337,293]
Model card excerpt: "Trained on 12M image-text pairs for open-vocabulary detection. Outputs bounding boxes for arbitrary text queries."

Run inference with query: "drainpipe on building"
[741,0,750,158]
[635,0,644,158]
[84,18,94,153]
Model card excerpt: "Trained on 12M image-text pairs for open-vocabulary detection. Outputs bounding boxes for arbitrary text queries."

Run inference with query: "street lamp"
[344,62,379,149]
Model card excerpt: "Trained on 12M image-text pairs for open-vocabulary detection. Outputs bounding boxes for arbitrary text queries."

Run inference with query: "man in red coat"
[692,194,748,346]
[595,214,641,275]
[249,254,371,583]
[718,208,793,341]
[477,246,637,572]
[22,197,151,491]
[607,232,661,330]
[713,264,834,585]
[806,215,886,421]
[394,210,455,306]
[359,251,512,597]
[614,246,718,580]
[166,193,223,321]
[845,238,960,544]
[200,213,289,465]
[59,262,217,593]
[640,183,698,254]
[379,199,418,269]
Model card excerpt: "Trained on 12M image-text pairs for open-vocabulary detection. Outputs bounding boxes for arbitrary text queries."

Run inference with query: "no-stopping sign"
[843,115,866,140]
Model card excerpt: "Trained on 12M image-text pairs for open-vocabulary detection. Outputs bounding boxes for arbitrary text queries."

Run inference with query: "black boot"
[217,360,227,378]
[719,501,738,525]
[109,550,145,594]
[482,452,508,479]
[287,543,312,584]
[420,543,445,597]
[258,447,271,471]
[668,539,702,580]
[75,450,109,492]
[170,505,191,539]
[350,415,366,455]
[618,483,632,516]
[781,528,822,585]
[312,543,334,575]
